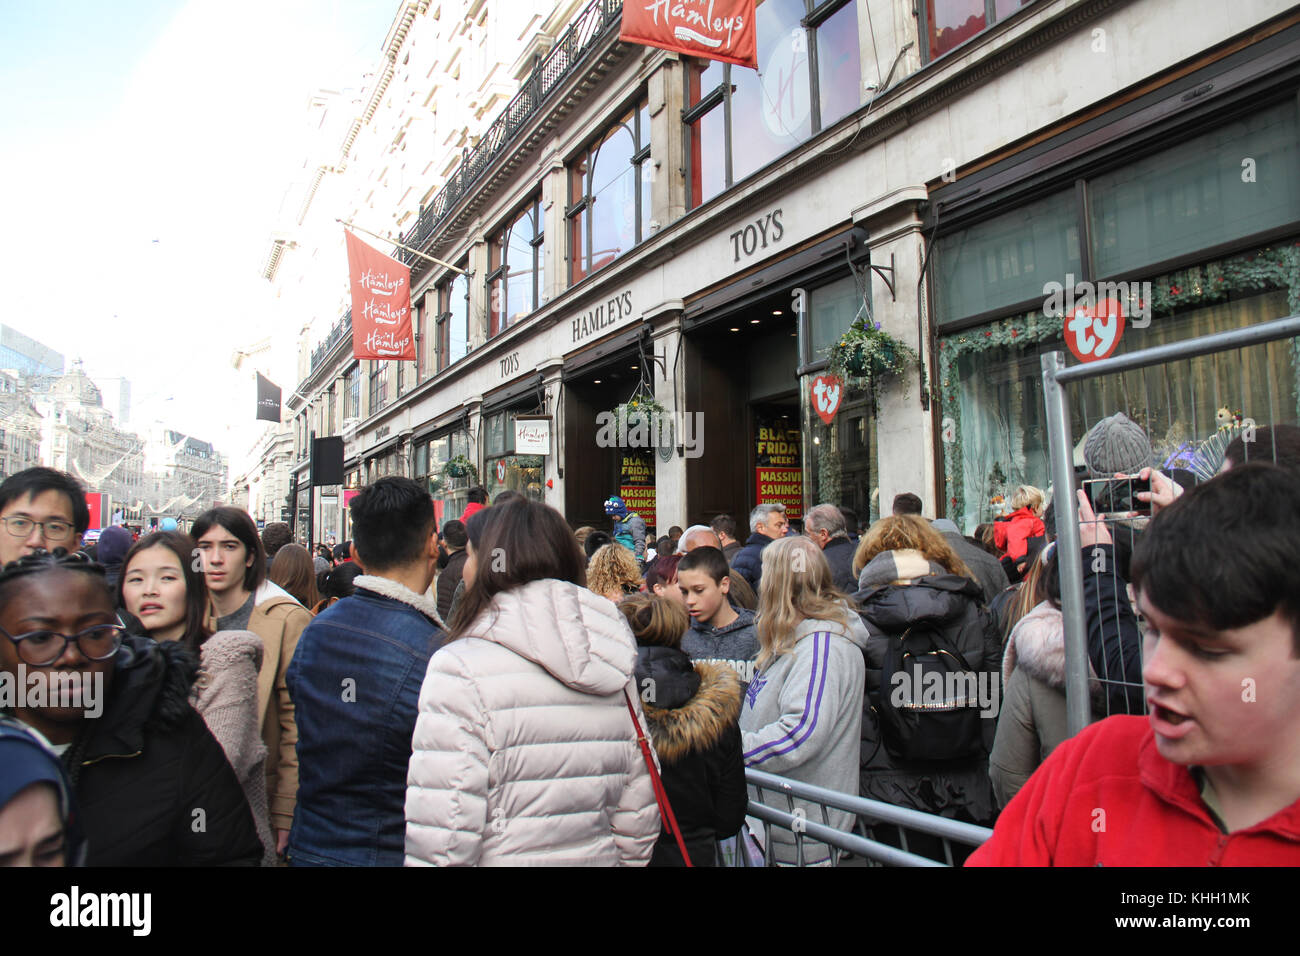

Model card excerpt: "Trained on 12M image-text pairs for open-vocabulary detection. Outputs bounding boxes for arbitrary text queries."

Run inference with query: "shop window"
[807,274,867,362]
[482,409,544,503]
[567,97,651,283]
[684,0,857,210]
[933,189,1082,326]
[488,194,545,336]
[1088,100,1300,279]
[937,243,1300,531]
[921,0,1035,64]
[343,364,360,420]
[803,377,878,526]
[437,266,470,371]
[368,361,391,415]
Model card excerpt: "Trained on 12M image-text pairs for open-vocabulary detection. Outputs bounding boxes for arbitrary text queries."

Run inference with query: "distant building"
[0,325,64,379]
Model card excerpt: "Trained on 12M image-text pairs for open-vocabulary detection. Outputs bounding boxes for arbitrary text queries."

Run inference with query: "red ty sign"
[1066,297,1126,363]
[811,375,843,424]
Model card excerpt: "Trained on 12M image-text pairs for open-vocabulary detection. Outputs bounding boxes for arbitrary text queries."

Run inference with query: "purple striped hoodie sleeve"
[743,633,831,766]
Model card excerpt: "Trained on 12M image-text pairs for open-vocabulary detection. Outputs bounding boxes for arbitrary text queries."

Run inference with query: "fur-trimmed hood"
[641,659,742,764]
[1005,602,1104,702]
[354,574,445,628]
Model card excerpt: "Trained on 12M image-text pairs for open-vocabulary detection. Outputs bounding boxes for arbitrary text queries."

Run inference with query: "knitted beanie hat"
[1083,412,1152,477]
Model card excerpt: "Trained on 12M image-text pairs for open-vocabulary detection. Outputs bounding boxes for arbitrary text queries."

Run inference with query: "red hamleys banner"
[620,0,757,69]
[344,229,416,361]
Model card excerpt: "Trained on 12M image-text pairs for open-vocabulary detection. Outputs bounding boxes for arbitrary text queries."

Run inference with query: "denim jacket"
[285,575,444,866]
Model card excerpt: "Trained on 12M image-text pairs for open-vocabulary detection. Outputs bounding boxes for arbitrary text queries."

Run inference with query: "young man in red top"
[969,463,1300,865]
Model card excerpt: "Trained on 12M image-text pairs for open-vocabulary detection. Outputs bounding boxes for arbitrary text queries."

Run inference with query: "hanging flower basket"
[828,319,917,393]
[610,397,668,436]
[442,455,479,484]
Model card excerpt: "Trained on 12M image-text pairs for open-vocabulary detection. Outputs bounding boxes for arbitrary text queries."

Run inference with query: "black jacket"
[65,636,263,866]
[853,574,1003,826]
[1081,543,1145,717]
[635,646,747,867]
[731,532,774,591]
[436,548,469,621]
[821,536,858,594]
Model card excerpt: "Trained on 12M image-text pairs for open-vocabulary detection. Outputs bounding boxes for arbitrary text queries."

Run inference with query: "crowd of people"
[2,417,1299,866]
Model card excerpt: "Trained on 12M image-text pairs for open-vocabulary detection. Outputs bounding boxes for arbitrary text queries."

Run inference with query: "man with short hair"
[0,467,87,568]
[332,542,351,568]
[261,522,293,560]
[435,519,468,621]
[286,477,445,866]
[804,504,857,594]
[463,486,489,521]
[969,464,1300,865]
[676,525,720,553]
[731,503,788,591]
[710,514,742,563]
[892,492,924,516]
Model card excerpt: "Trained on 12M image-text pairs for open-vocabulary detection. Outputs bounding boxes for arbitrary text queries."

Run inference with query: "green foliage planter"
[828,319,919,396]
[609,398,668,435]
[442,455,479,485]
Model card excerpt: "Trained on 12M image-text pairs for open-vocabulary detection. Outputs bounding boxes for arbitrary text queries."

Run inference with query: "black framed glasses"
[0,516,75,541]
[0,624,124,667]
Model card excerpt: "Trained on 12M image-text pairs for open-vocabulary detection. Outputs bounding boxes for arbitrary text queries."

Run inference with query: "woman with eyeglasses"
[0,548,263,866]
[119,531,277,865]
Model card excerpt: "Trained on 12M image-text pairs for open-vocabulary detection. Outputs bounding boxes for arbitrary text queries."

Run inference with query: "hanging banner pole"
[336,219,468,275]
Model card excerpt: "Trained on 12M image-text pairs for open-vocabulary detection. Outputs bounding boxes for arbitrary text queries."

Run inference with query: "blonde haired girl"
[739,536,867,866]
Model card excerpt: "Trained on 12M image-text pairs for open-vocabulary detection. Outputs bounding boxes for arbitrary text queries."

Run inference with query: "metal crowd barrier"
[737,768,994,867]
[1041,313,1300,734]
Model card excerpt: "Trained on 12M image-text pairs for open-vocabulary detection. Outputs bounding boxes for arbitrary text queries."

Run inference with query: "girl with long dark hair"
[120,531,275,864]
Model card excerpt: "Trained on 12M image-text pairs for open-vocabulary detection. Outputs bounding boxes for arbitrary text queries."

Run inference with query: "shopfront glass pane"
[590,120,637,273]
[485,454,545,503]
[448,273,468,363]
[927,0,987,61]
[486,413,505,457]
[934,189,1081,326]
[802,377,877,526]
[809,275,865,360]
[939,286,1299,532]
[685,61,726,209]
[1089,101,1300,278]
[506,206,535,326]
[817,1,861,128]
[731,0,811,185]
[994,0,1030,17]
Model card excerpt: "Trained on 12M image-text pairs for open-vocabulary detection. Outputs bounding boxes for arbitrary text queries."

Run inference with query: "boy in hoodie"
[969,464,1300,866]
[194,505,312,857]
[677,547,759,686]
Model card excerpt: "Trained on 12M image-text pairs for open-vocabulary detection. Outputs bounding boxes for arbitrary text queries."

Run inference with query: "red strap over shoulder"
[624,690,693,867]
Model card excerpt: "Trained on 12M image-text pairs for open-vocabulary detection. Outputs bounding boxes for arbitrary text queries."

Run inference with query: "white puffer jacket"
[405,578,660,866]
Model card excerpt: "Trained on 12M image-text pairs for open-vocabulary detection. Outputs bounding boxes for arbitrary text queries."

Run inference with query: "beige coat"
[208,581,312,834]
[192,630,277,866]
[405,578,660,866]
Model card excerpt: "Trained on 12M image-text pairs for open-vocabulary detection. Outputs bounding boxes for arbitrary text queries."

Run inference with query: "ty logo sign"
[1066,297,1125,363]
[811,375,843,424]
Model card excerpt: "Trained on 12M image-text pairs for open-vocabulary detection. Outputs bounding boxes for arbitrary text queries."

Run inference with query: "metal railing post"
[1041,350,1092,737]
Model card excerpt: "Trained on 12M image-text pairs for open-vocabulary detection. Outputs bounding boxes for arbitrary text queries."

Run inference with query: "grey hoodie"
[739,607,868,865]
[681,608,759,686]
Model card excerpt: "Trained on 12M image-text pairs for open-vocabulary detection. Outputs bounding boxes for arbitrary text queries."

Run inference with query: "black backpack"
[877,622,987,763]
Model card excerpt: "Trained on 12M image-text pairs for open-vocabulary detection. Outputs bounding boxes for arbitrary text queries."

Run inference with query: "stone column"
[647,53,685,232]
[645,300,685,534]
[852,186,935,516]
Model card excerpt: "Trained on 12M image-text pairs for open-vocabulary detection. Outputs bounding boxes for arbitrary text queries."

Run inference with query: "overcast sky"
[0,0,397,473]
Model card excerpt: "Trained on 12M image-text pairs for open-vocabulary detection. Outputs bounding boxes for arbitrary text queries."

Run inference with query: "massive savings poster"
[619,448,656,519]
[755,410,802,520]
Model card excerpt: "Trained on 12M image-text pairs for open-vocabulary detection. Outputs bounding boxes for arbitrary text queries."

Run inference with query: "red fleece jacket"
[967,716,1300,866]
[992,507,1045,563]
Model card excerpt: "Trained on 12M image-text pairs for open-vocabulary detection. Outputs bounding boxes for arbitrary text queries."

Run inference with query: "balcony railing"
[310,310,353,375]
[396,0,623,271]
